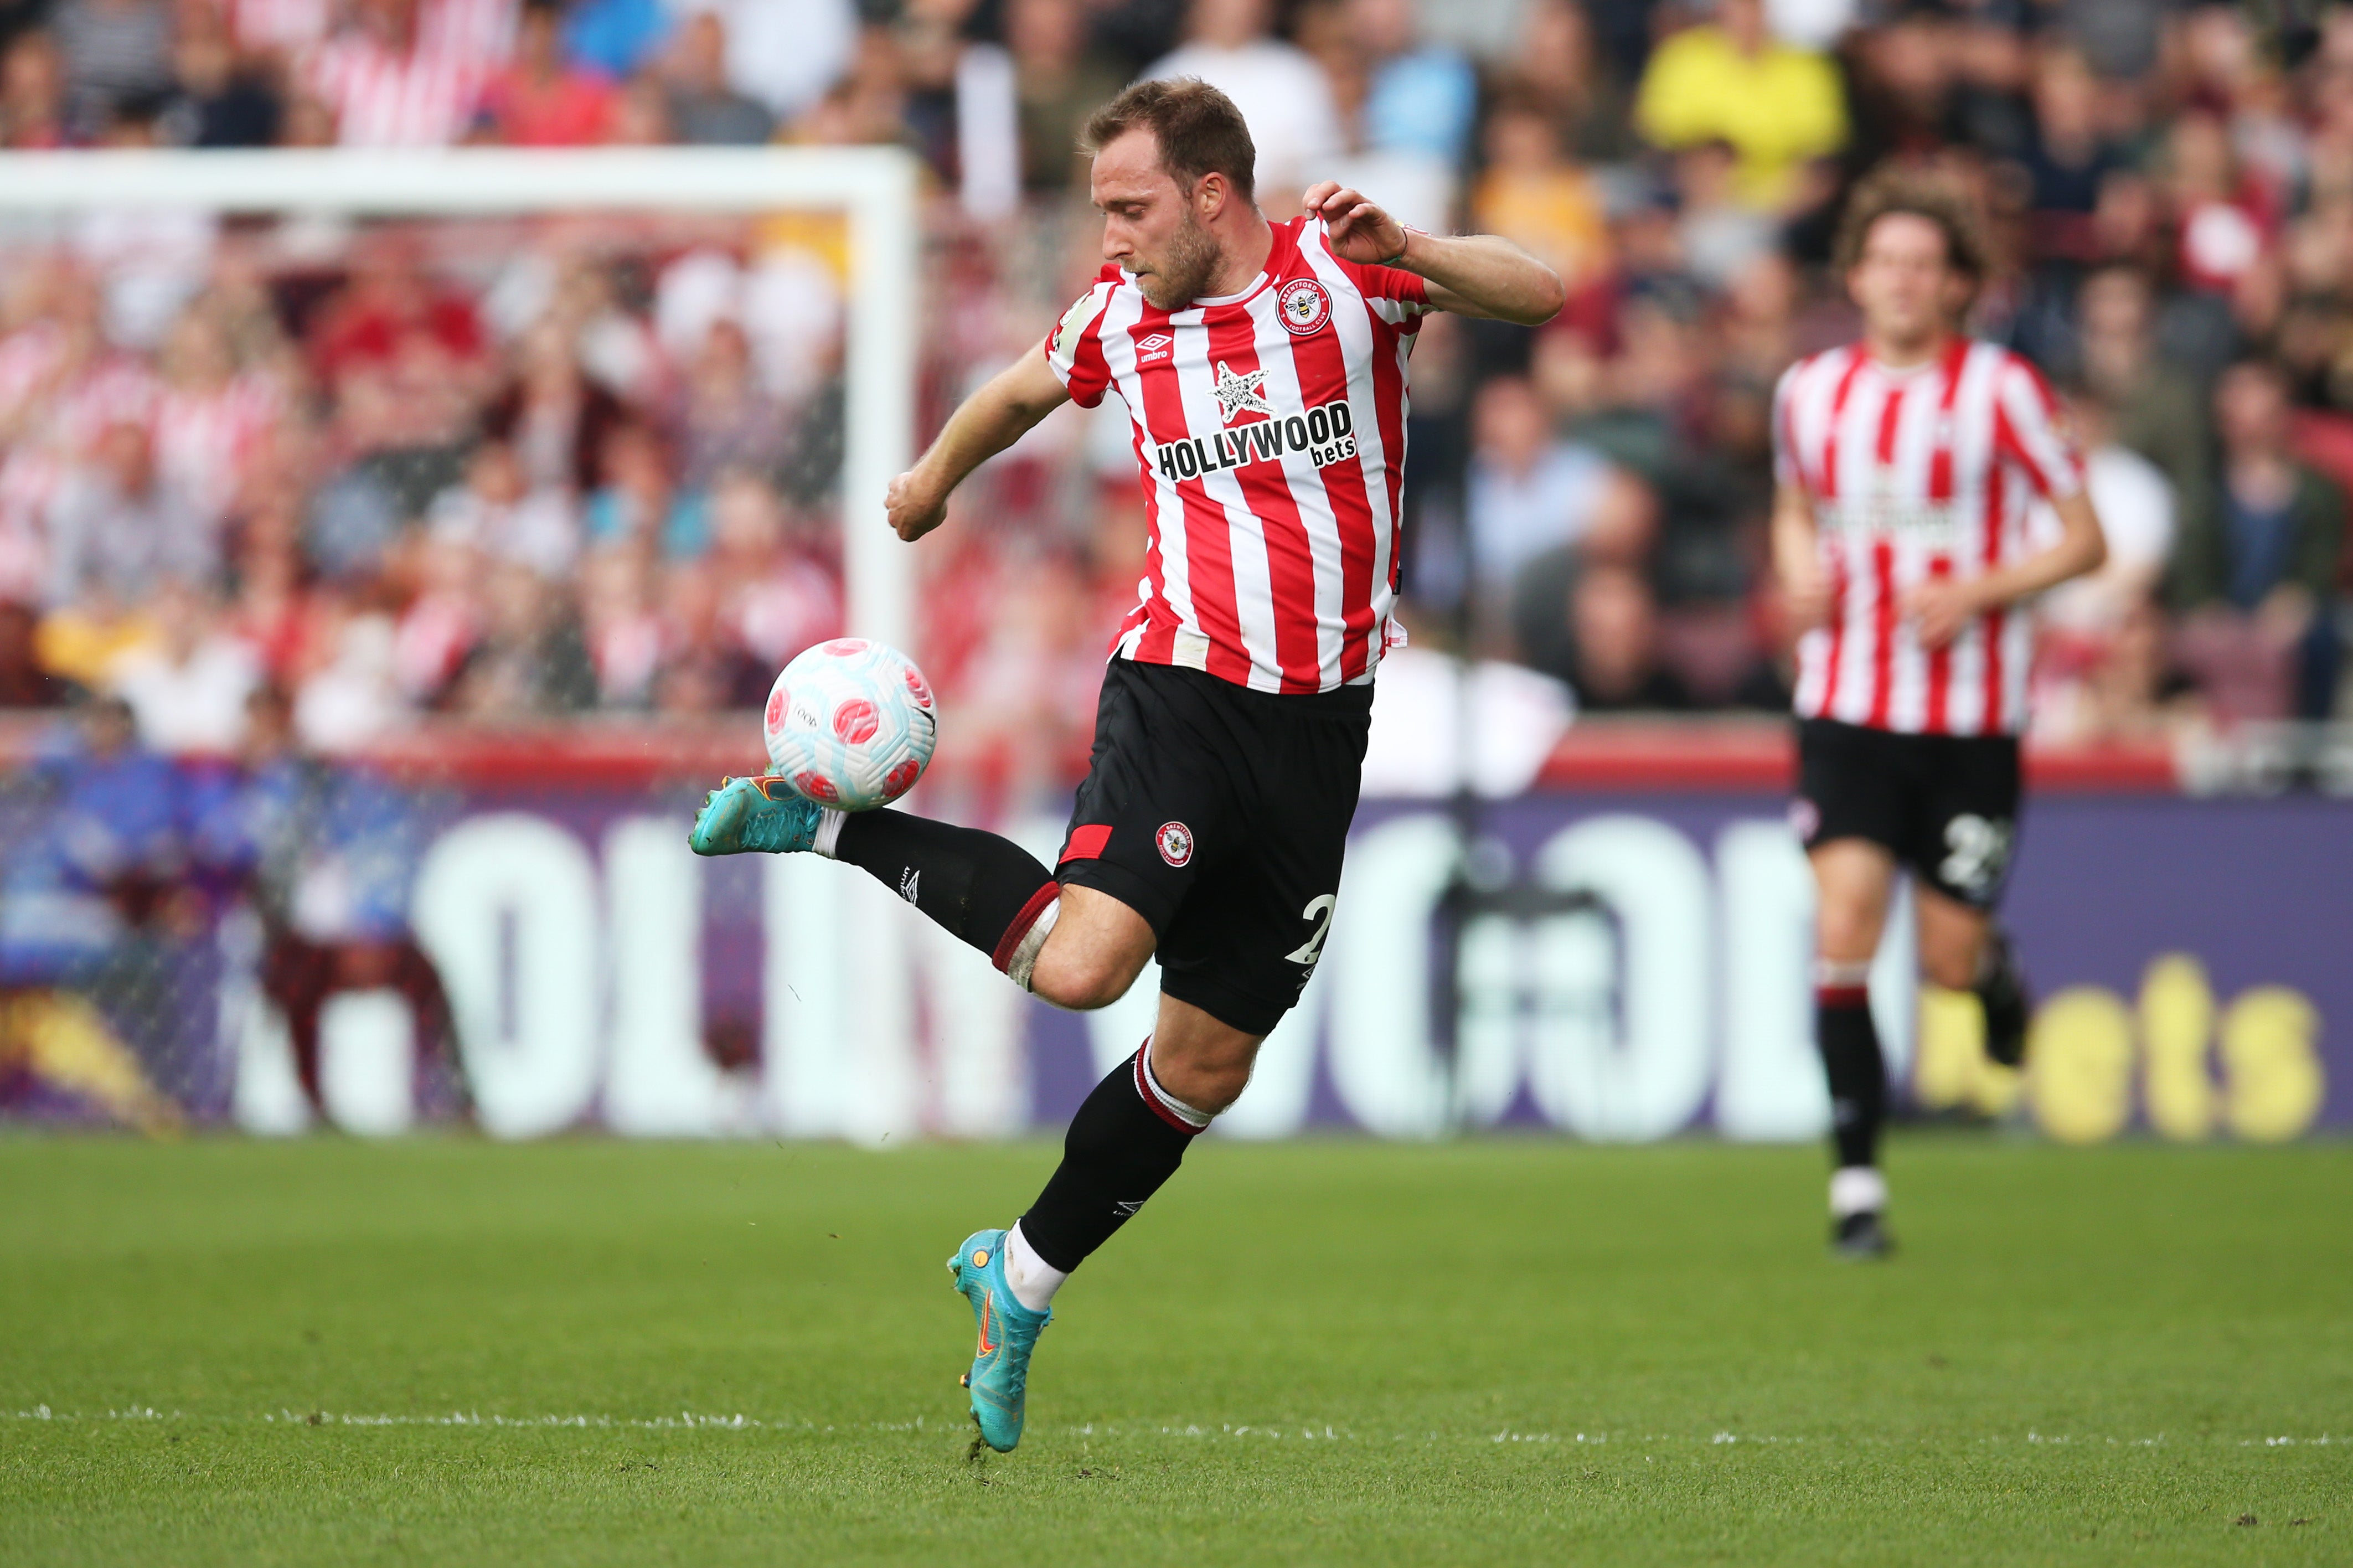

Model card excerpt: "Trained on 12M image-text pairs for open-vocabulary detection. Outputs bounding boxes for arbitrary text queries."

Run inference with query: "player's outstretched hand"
[1304,182,1409,267]
[885,470,947,542]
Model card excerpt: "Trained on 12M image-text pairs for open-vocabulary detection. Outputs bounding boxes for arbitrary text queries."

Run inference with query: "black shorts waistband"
[1110,654,1376,718]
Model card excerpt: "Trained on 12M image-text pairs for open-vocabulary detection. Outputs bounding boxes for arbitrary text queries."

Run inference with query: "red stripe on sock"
[990,881,1061,973]
[1817,984,1871,1008]
[1131,1048,1205,1135]
[1059,823,1112,864]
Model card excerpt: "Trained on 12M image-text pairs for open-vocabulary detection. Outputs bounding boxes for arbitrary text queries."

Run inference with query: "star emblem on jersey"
[1156,821,1194,867]
[1211,361,1272,426]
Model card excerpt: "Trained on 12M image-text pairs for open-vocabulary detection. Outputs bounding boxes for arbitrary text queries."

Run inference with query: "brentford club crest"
[1155,821,1194,867]
[1278,278,1332,336]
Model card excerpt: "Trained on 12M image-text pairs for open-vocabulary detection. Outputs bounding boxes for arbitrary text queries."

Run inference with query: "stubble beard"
[1137,209,1225,312]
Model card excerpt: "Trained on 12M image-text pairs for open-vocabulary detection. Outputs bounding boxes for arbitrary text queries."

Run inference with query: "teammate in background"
[1771,168,2106,1258]
[689,78,1562,1449]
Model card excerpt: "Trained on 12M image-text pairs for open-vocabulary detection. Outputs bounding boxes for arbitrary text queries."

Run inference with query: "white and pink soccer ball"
[761,638,938,811]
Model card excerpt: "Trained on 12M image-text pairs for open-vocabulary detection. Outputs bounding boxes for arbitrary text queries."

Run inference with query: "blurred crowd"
[0,0,2348,777]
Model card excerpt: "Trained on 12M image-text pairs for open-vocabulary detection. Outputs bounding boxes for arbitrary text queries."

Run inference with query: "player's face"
[1091,129,1222,310]
[1846,213,1972,353]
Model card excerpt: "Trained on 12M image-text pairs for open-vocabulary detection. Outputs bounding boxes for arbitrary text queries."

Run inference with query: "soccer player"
[1771,168,2107,1258]
[687,78,1562,1449]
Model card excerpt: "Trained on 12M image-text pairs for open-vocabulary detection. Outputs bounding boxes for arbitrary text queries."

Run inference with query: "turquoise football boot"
[948,1227,1051,1452]
[688,776,823,856]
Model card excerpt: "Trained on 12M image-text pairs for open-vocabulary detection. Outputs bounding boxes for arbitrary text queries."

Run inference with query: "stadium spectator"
[301,0,518,147]
[164,8,283,148]
[1469,97,1612,298]
[1494,0,1635,166]
[1463,375,1651,621]
[2072,265,2213,545]
[1143,0,1342,199]
[561,0,670,82]
[647,556,763,712]
[1007,0,1122,194]
[49,0,171,140]
[1633,0,1846,212]
[106,579,261,754]
[445,556,595,714]
[579,538,664,706]
[481,317,629,495]
[1,28,68,146]
[1553,561,1690,710]
[670,318,787,491]
[585,420,706,561]
[661,11,769,146]
[2172,358,2347,720]
[671,0,854,127]
[45,419,215,611]
[212,684,457,1118]
[0,599,76,706]
[2013,46,2123,265]
[471,0,616,146]
[20,694,200,942]
[427,437,580,580]
[2037,389,2176,632]
[705,466,839,672]
[1346,0,1474,167]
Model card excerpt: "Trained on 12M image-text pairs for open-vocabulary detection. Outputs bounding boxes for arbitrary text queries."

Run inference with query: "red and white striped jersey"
[300,0,517,147]
[1772,338,2084,736]
[1044,216,1427,694]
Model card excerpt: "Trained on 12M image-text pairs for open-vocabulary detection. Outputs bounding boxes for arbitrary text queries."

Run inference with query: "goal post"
[0,146,943,1142]
[0,145,921,647]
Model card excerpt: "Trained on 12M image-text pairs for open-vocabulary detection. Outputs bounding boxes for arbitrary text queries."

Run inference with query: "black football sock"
[1016,1044,1209,1273]
[824,809,1059,981]
[1816,979,1886,1172]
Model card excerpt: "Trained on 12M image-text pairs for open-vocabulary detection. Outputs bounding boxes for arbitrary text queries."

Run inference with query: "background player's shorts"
[1055,657,1372,1036]
[1793,718,2022,909]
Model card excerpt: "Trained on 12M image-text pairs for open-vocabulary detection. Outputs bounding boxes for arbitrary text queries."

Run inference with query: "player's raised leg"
[1810,838,1897,1258]
[692,781,1071,991]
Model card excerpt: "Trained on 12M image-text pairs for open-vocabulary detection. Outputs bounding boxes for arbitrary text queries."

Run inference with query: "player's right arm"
[1768,363,1831,632]
[885,350,1070,543]
[1772,480,1832,632]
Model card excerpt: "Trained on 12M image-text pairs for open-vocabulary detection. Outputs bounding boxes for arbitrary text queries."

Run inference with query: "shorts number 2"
[1284,894,1337,966]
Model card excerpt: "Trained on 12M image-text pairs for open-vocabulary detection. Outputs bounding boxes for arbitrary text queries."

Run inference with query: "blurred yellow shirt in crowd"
[1634,25,1847,210]
[1472,168,1613,296]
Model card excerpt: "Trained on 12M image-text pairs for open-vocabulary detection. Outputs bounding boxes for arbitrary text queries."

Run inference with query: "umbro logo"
[1137,332,1173,363]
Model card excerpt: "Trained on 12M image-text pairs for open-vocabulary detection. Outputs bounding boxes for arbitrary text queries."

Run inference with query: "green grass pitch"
[2,1133,2347,1565]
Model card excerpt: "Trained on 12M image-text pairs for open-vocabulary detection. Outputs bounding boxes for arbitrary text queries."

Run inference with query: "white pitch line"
[3,1407,2344,1449]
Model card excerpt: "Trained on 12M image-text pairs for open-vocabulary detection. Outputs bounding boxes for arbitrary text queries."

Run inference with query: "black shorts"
[1793,718,2022,909]
[1055,657,1372,1036]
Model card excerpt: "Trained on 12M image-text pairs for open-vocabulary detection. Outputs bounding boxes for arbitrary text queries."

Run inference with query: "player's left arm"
[1906,360,2108,650]
[1906,489,2108,650]
[1305,183,1565,327]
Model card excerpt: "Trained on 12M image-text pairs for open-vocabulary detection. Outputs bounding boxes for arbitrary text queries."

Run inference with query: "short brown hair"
[1833,164,1994,291]
[1082,78,1257,203]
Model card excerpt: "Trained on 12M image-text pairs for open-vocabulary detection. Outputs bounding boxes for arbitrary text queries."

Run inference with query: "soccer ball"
[761,638,938,811]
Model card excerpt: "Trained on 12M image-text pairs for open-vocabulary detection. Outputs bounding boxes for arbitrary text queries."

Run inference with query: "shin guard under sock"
[1815,975,1886,1173]
[825,810,1059,983]
[1016,1044,1208,1273]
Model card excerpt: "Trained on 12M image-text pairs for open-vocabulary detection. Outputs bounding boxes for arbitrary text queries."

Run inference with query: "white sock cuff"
[1830,1165,1888,1218]
[1138,1041,1214,1129]
[1003,1221,1067,1313]
[1004,897,1059,992]
[813,807,849,858]
[1814,958,1872,988]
